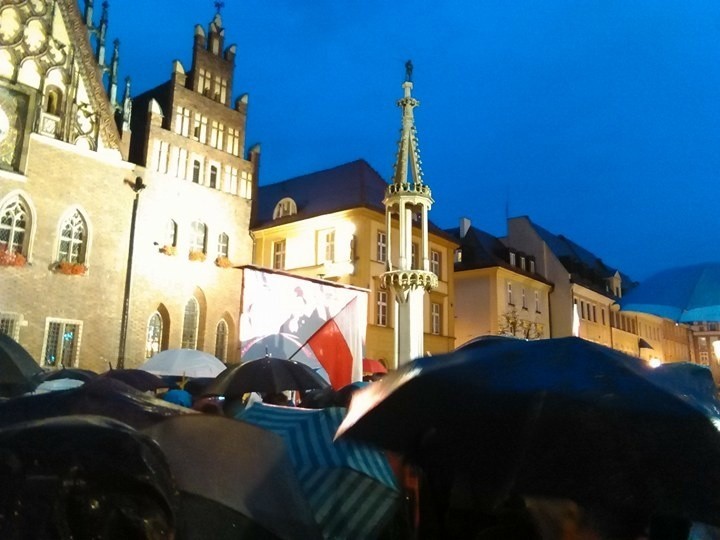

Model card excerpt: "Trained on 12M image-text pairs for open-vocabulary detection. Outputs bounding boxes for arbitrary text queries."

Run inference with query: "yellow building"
[448,218,552,346]
[252,159,457,369]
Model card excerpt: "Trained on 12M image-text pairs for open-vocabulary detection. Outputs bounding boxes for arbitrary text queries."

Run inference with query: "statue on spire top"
[405,60,413,83]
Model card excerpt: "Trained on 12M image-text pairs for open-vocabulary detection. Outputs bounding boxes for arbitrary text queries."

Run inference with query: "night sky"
[107,0,720,281]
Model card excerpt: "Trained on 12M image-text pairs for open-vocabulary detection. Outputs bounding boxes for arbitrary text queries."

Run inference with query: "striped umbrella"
[238,403,399,539]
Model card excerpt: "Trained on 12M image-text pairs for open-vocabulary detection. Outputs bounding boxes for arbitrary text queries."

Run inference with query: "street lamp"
[117,176,146,368]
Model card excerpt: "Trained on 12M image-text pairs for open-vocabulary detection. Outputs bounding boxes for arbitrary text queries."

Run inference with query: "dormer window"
[273,197,297,219]
[520,256,526,271]
[529,259,535,273]
[509,251,516,267]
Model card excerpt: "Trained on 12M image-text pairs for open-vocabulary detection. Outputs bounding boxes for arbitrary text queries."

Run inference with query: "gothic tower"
[381,63,437,366]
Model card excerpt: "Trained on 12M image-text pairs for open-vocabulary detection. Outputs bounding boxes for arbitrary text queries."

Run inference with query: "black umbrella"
[101,368,169,392]
[0,415,179,539]
[38,367,98,383]
[0,377,194,430]
[337,337,720,526]
[0,334,43,397]
[206,356,329,400]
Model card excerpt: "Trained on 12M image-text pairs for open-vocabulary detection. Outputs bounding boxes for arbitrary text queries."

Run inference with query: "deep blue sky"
[107,0,720,281]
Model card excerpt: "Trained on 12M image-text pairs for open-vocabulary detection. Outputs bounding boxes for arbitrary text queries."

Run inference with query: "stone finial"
[405,59,413,82]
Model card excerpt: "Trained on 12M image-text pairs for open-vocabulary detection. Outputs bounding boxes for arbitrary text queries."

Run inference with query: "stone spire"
[121,76,132,132]
[109,39,120,108]
[381,62,437,367]
[96,1,109,67]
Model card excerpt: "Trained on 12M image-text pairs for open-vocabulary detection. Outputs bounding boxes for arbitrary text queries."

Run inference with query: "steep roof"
[523,218,635,293]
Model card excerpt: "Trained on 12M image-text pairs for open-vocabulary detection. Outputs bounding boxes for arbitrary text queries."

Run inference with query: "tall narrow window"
[324,230,335,262]
[239,171,251,200]
[219,79,228,104]
[431,302,441,335]
[209,165,218,188]
[176,148,188,179]
[272,239,286,270]
[210,121,219,148]
[146,312,162,359]
[430,250,441,278]
[507,283,513,305]
[166,220,178,247]
[226,128,240,156]
[0,197,28,255]
[376,231,387,263]
[174,107,191,136]
[181,298,199,349]
[217,233,229,258]
[215,320,228,361]
[521,288,527,309]
[190,221,207,254]
[58,210,87,263]
[154,141,169,173]
[411,243,418,269]
[377,290,388,327]
[535,291,540,313]
[216,123,224,149]
[43,319,81,367]
[226,167,238,195]
[45,87,63,115]
[197,69,212,96]
[192,160,201,183]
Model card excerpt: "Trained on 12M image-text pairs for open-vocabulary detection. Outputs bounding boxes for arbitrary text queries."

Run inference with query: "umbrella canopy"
[239,403,399,539]
[102,368,169,392]
[337,336,720,526]
[38,367,97,383]
[140,349,226,378]
[34,378,85,393]
[0,415,178,539]
[0,334,43,397]
[206,356,329,400]
[621,262,720,322]
[143,414,322,540]
[0,377,194,430]
[363,358,388,375]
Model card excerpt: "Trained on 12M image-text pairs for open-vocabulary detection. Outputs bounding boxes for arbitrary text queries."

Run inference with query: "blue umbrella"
[621,262,720,322]
[238,403,399,539]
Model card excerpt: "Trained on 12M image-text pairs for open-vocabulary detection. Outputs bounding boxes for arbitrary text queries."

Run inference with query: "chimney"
[459,217,471,238]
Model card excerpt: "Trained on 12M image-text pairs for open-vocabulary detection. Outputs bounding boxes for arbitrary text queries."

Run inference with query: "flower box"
[159,245,177,256]
[0,248,26,267]
[188,250,207,262]
[215,256,232,268]
[56,261,87,275]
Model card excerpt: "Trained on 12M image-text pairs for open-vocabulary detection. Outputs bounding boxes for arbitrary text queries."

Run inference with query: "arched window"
[215,320,227,361]
[58,210,87,263]
[273,197,297,219]
[209,165,218,188]
[45,86,63,116]
[166,219,178,247]
[217,232,229,258]
[190,221,207,253]
[0,197,28,254]
[192,160,201,183]
[145,312,162,358]
[181,298,199,349]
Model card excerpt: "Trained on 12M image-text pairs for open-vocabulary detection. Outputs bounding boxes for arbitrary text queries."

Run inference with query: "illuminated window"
[272,239,286,270]
[215,320,228,361]
[174,107,191,136]
[175,148,188,179]
[239,171,251,200]
[521,288,527,309]
[145,313,162,359]
[190,221,207,253]
[197,69,212,96]
[217,233,229,258]
[155,141,169,173]
[377,290,388,327]
[430,250,441,279]
[535,291,540,313]
[219,79,228,104]
[226,128,240,156]
[0,196,28,255]
[192,114,208,142]
[42,318,81,367]
[376,231,387,263]
[507,283,513,305]
[210,122,224,149]
[273,198,297,219]
[431,302,441,335]
[181,298,199,349]
[509,252,516,266]
[529,259,535,273]
[58,210,87,263]
[454,248,462,263]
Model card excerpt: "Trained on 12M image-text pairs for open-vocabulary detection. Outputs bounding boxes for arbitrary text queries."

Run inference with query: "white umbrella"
[33,378,85,393]
[140,349,225,378]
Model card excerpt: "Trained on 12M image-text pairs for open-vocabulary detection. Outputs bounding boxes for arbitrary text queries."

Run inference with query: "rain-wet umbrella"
[38,367,97,383]
[337,336,720,526]
[0,334,43,397]
[0,377,194,430]
[143,414,322,540]
[621,262,720,322]
[140,349,226,378]
[239,403,399,539]
[206,356,329,400]
[0,415,179,539]
[34,378,85,393]
[101,368,168,392]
